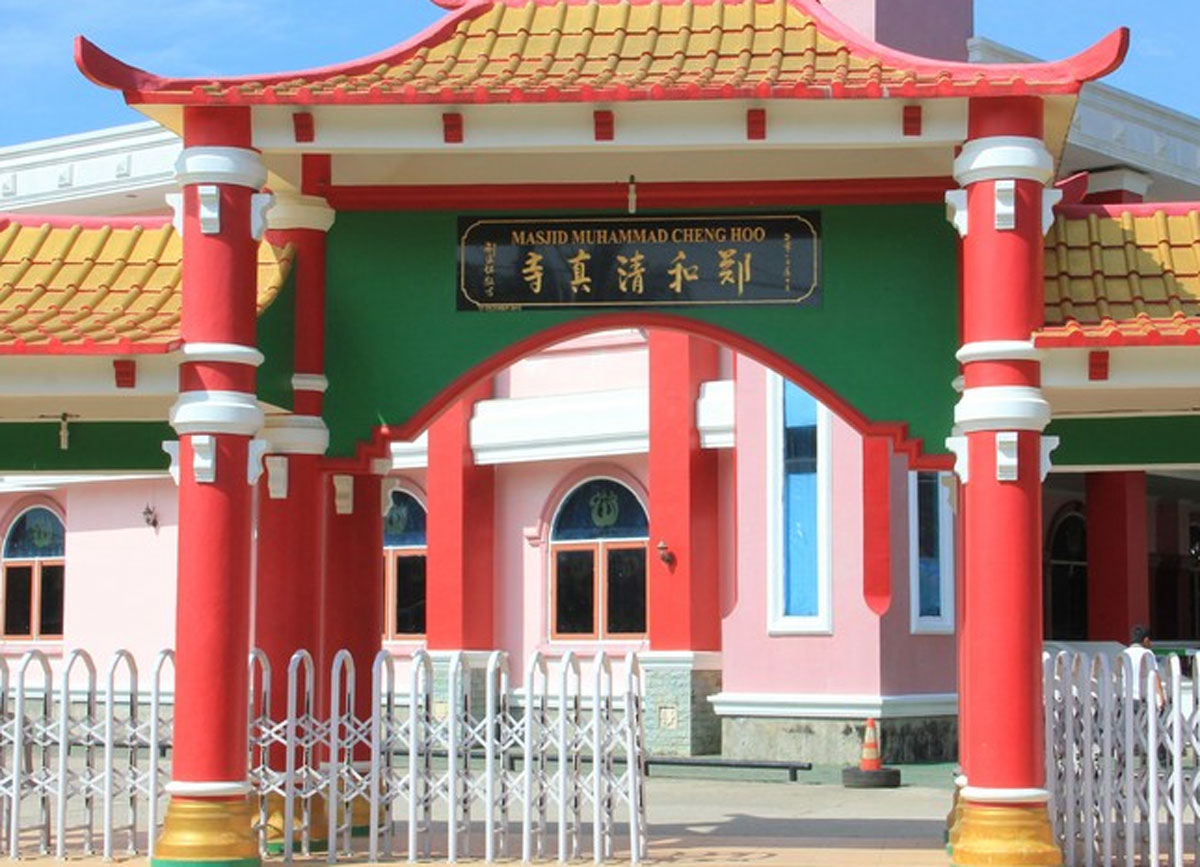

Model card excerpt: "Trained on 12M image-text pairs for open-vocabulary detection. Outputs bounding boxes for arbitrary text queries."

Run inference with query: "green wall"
[323,204,962,457]
[0,422,173,471]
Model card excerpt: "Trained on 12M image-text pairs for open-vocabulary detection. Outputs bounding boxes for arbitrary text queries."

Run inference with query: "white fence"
[0,647,646,864]
[1045,648,1199,867]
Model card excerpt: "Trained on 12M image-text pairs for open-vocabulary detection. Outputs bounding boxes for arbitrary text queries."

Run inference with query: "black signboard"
[458,214,820,311]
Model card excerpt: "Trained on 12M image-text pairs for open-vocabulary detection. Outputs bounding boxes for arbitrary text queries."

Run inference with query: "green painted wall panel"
[0,422,173,471]
[1049,417,1200,467]
[323,205,960,457]
[256,269,296,412]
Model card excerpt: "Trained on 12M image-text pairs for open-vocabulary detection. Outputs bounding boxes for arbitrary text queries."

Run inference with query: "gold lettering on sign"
[568,249,593,293]
[617,251,647,294]
[718,249,753,295]
[667,250,699,294]
[522,251,545,295]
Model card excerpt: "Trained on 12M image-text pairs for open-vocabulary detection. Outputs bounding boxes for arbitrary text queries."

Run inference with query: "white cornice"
[709,691,959,719]
[697,380,734,449]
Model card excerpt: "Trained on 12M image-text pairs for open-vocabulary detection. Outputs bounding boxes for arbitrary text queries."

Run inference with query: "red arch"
[329,312,951,472]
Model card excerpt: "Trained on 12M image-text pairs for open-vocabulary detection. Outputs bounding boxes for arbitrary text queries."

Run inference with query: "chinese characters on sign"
[458,215,819,310]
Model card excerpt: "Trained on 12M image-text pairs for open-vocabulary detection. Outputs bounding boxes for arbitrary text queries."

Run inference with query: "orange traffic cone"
[859,718,883,772]
[841,718,900,788]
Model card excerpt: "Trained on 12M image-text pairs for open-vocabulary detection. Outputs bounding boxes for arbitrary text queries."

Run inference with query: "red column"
[256,195,335,752]
[425,381,495,649]
[320,471,384,727]
[947,97,1063,863]
[647,330,720,650]
[1086,471,1149,641]
[158,106,269,865]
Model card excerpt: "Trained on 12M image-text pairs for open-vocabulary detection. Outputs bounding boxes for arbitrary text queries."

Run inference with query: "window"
[550,478,648,639]
[1045,505,1088,640]
[909,471,955,634]
[383,489,426,638]
[766,372,832,634]
[2,507,65,640]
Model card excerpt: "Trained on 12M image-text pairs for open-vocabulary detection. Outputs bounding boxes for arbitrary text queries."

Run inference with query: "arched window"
[550,478,648,639]
[2,507,65,640]
[383,490,427,638]
[1046,506,1087,641]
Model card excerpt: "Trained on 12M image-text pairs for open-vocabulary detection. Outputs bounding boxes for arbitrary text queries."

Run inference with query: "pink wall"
[721,358,882,695]
[66,479,178,682]
[497,329,648,398]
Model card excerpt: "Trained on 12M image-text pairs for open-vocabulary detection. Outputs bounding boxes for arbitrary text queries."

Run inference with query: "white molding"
[1088,167,1153,198]
[175,146,267,191]
[390,434,429,470]
[268,193,336,232]
[636,651,723,671]
[250,191,274,241]
[165,191,183,235]
[708,691,959,719]
[162,441,180,485]
[1041,436,1060,482]
[696,380,735,449]
[954,385,1051,434]
[191,434,216,484]
[182,342,265,368]
[291,373,329,394]
[953,136,1055,187]
[169,390,264,437]
[471,387,648,465]
[764,372,833,635]
[264,455,288,499]
[945,436,968,485]
[164,780,253,797]
[196,184,220,234]
[908,470,955,635]
[333,474,354,515]
[944,189,968,236]
[247,438,268,484]
[0,471,170,493]
[961,786,1050,805]
[995,431,1019,481]
[261,414,329,456]
[956,340,1039,365]
[993,179,1016,230]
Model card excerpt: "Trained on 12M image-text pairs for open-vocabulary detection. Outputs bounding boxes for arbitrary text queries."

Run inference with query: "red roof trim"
[1,213,172,231]
[1057,201,1200,219]
[0,339,181,357]
[75,0,1128,106]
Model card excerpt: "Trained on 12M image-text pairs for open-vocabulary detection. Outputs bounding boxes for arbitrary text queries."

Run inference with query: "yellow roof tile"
[0,216,293,353]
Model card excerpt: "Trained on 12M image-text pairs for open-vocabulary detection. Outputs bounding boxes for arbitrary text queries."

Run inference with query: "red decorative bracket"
[594,110,614,142]
[443,112,464,144]
[292,112,315,143]
[902,105,922,137]
[113,359,137,389]
[1088,350,1110,381]
[746,108,766,141]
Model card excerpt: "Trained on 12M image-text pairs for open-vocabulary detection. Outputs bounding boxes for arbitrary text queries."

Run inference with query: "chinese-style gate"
[20,1,1136,864]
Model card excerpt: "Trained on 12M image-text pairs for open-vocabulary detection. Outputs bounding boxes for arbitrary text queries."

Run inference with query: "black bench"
[643,755,812,782]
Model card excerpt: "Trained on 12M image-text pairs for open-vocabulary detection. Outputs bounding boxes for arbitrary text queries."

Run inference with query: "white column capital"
[261,414,329,456]
[182,342,265,367]
[954,385,1051,434]
[953,136,1054,187]
[169,390,264,437]
[175,146,267,190]
[268,192,337,232]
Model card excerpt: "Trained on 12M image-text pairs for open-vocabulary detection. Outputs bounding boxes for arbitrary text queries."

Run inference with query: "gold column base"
[261,791,328,853]
[152,796,259,866]
[946,783,964,853]
[951,801,1063,867]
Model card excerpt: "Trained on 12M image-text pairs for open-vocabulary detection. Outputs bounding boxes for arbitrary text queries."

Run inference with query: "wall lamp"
[142,504,159,530]
[656,540,675,566]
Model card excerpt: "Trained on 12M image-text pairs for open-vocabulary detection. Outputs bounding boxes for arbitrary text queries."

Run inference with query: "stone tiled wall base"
[643,668,722,756]
[722,715,957,764]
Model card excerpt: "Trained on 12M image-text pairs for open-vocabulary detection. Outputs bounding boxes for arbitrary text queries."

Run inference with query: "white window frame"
[765,371,833,635]
[908,470,956,635]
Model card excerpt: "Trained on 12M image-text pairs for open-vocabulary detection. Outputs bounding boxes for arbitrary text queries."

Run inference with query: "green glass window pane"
[552,480,648,541]
[395,555,426,635]
[384,492,427,548]
[606,548,646,634]
[4,566,32,636]
[555,549,595,634]
[39,564,64,637]
[4,508,65,559]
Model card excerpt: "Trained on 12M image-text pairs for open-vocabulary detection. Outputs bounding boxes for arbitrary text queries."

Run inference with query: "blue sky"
[0,1,1195,148]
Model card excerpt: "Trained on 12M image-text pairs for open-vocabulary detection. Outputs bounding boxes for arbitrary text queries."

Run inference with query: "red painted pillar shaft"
[1086,471,1149,641]
[952,98,1056,799]
[647,330,720,650]
[169,106,266,791]
[257,197,335,764]
[862,435,892,616]
[426,381,495,650]
[321,471,384,751]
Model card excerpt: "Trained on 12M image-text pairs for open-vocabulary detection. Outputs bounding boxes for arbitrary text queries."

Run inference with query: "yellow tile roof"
[0,217,294,353]
[78,0,1126,105]
[1040,205,1200,346]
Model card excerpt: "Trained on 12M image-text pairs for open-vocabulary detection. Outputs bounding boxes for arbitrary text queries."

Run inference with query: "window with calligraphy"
[2,506,65,640]
[550,478,648,639]
[766,372,832,634]
[383,489,427,639]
